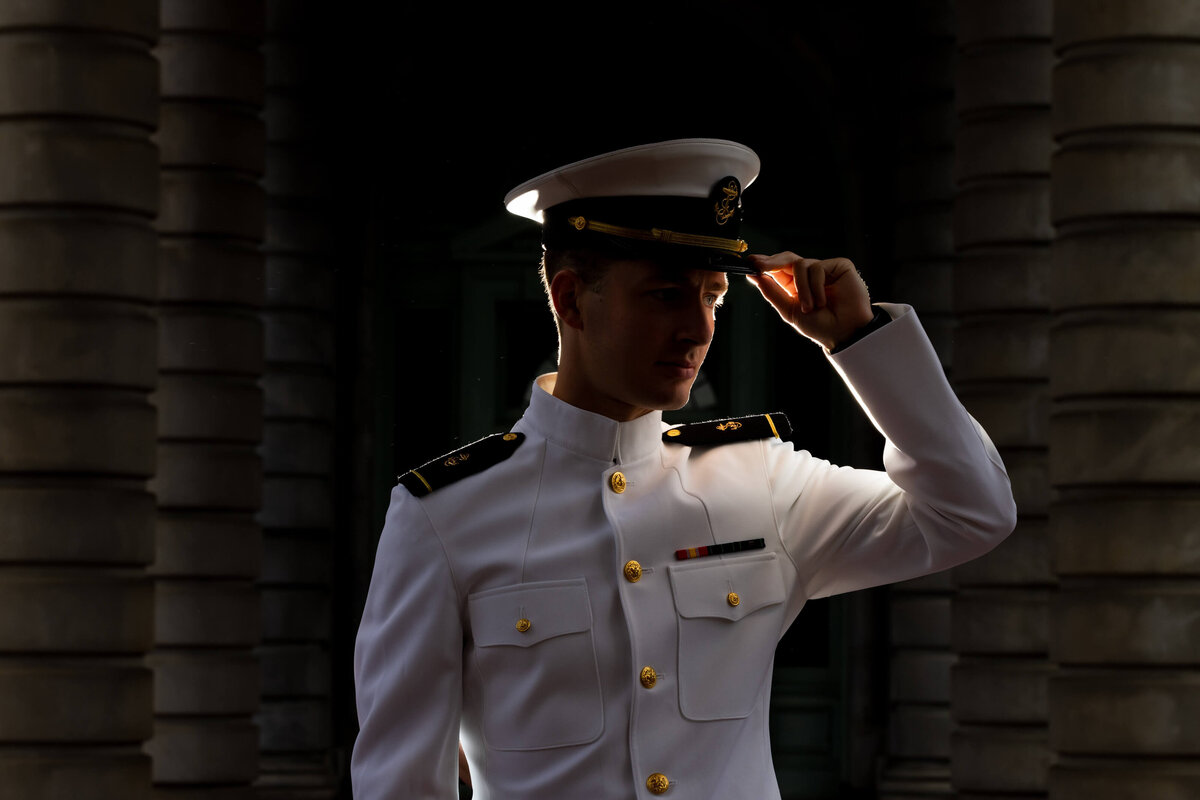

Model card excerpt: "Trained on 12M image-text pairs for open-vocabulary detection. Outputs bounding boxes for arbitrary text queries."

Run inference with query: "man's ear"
[549,269,585,331]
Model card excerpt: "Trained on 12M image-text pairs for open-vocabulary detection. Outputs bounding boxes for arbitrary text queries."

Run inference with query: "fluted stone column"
[879,3,958,796]
[147,3,265,796]
[950,2,1055,798]
[0,2,159,797]
[257,1,338,794]
[1049,2,1200,797]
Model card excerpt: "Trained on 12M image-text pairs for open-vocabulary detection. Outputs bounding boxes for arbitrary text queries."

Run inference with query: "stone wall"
[0,2,159,797]
[951,1,1055,798]
[1049,1,1200,796]
[147,2,266,797]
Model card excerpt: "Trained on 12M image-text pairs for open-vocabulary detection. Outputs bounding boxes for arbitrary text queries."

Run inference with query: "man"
[352,139,1016,799]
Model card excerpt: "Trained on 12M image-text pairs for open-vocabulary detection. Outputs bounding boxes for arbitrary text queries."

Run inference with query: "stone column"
[0,2,159,797]
[1049,1,1200,797]
[147,2,265,796]
[950,2,1055,799]
[257,1,339,794]
[879,2,958,796]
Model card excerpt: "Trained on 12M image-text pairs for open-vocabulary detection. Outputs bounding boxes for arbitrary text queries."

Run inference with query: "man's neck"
[546,369,653,422]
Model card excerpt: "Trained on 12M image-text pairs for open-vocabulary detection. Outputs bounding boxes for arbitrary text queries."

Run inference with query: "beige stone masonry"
[1049,1,1200,797]
[148,0,265,794]
[0,2,159,797]
[952,1,1055,797]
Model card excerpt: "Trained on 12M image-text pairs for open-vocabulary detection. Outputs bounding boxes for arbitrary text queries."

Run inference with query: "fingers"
[747,252,873,350]
[748,252,800,273]
[749,253,827,313]
[745,271,793,319]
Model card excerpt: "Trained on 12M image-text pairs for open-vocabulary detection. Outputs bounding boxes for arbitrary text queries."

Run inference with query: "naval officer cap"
[504,138,761,274]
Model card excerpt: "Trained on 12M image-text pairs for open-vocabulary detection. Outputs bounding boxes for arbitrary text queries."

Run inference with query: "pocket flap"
[469,578,593,648]
[669,553,785,622]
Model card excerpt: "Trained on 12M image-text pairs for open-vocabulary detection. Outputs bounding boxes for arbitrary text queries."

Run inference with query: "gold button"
[623,560,642,583]
[727,591,740,607]
[640,665,658,689]
[666,428,681,437]
[610,471,627,493]
[647,773,670,794]
[515,618,531,633]
[503,433,517,442]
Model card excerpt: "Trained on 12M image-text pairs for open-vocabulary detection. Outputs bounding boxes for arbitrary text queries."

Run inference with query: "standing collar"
[518,374,664,465]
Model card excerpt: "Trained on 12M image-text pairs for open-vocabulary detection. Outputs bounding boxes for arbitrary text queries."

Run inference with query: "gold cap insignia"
[712,176,742,226]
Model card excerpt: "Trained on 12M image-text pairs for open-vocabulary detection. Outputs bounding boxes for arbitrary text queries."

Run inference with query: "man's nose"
[678,301,715,345]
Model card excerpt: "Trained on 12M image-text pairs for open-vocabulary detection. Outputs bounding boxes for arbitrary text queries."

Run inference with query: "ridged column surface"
[879,2,957,797]
[257,1,338,795]
[148,2,265,797]
[0,2,159,798]
[950,2,1055,799]
[1049,2,1200,798]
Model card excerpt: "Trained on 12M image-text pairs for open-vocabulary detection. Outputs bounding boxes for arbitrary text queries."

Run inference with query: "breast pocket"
[669,553,787,721]
[467,578,603,750]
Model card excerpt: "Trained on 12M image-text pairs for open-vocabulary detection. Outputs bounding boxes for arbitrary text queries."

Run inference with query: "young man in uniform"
[352,139,1017,799]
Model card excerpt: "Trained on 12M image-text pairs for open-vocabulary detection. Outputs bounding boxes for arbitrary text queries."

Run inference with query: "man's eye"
[650,289,682,301]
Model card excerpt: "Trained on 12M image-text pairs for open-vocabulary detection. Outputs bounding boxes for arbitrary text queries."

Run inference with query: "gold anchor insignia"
[716,421,743,432]
[713,179,740,225]
[444,452,471,467]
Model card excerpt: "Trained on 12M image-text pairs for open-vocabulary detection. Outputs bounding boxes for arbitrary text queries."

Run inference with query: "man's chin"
[663,395,692,412]
[647,388,694,412]
[629,376,698,414]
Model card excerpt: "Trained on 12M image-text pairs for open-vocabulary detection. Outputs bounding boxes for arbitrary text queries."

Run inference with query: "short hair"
[539,248,614,321]
[539,247,613,291]
[538,248,617,337]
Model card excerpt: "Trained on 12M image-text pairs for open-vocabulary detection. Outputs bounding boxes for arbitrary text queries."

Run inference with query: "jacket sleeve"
[770,303,1017,599]
[352,486,463,799]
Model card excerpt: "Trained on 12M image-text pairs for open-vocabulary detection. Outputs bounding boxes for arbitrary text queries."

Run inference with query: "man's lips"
[655,360,699,378]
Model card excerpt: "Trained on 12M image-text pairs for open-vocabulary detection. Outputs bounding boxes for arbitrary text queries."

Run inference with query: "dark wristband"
[831,306,890,354]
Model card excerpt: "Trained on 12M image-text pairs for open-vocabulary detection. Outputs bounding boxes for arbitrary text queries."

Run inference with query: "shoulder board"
[398,432,526,498]
[663,412,792,446]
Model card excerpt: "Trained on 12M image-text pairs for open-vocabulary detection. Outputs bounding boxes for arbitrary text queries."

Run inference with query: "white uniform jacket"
[352,304,1017,800]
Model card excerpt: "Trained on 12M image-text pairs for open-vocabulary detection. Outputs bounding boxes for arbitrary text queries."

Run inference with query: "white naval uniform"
[352,304,1017,800]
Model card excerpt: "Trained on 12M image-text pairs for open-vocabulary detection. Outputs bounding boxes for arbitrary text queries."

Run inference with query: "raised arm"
[745,253,1016,598]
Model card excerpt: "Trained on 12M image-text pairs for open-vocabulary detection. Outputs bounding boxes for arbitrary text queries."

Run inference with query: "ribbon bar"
[675,538,766,561]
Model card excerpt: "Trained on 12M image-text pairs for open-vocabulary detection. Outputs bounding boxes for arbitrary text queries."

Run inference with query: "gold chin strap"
[568,215,749,255]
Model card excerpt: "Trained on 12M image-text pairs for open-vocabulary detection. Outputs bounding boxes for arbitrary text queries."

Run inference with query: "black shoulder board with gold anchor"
[662,413,792,446]
[397,432,526,498]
